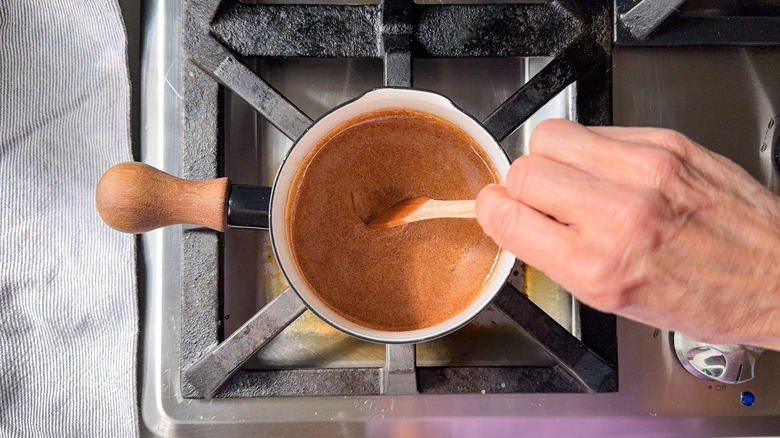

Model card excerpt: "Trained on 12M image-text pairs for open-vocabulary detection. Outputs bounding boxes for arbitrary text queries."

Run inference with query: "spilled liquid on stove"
[287,108,501,331]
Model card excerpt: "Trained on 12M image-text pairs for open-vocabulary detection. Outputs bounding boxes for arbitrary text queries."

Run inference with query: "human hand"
[476,119,780,350]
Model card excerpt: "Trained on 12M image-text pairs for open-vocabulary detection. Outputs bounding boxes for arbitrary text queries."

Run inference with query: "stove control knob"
[671,332,764,384]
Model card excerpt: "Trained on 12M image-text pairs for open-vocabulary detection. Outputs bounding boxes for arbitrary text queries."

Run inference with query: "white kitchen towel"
[0,1,138,437]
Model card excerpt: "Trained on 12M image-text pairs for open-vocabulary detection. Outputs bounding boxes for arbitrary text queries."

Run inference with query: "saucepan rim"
[268,87,515,344]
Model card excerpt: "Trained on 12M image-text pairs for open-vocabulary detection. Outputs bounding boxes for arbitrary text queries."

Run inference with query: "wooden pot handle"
[95,162,230,234]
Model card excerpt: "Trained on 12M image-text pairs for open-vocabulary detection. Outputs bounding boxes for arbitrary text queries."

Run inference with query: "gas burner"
[175,0,615,399]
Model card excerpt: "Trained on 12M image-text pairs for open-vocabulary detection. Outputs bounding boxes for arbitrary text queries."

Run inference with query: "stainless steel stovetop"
[139,0,780,436]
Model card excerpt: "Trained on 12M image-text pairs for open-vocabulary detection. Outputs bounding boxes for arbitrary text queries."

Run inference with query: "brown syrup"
[287,108,500,331]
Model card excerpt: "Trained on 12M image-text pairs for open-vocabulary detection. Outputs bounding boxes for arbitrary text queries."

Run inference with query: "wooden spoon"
[366,197,476,230]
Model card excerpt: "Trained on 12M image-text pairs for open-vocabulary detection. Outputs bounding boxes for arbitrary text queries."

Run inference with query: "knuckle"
[529,119,568,153]
[644,148,684,189]
[652,128,690,153]
[624,194,655,229]
[570,249,623,312]
[648,128,698,163]
[571,248,633,312]
[529,119,556,148]
[617,190,667,241]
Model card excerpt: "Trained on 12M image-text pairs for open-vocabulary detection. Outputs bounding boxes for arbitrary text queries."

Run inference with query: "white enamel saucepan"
[96,88,515,344]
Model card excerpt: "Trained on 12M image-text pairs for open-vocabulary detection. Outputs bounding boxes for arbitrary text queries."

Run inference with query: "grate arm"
[481,37,601,141]
[493,283,617,393]
[188,35,312,141]
[184,288,307,398]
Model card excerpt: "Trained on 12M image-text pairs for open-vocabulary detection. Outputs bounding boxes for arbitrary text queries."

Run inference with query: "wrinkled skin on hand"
[476,119,780,350]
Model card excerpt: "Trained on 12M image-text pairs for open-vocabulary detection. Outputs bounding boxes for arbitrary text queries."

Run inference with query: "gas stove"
[139,0,780,436]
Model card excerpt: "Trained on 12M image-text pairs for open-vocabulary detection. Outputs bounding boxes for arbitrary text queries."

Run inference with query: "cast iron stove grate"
[176,0,617,399]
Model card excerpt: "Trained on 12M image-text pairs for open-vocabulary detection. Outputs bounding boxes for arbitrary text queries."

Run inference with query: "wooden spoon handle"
[95,162,230,234]
[425,199,476,219]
